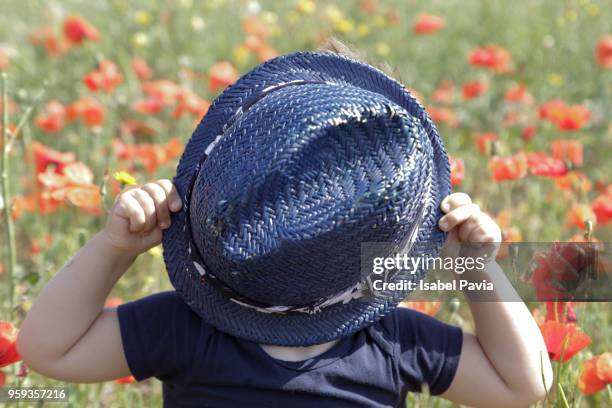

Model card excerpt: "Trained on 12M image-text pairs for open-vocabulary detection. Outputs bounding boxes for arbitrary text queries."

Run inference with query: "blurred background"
[0,0,610,406]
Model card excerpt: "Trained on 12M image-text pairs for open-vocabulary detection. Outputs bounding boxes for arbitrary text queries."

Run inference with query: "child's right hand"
[102,179,182,256]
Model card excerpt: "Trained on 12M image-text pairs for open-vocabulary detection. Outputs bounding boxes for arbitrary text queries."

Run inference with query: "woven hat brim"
[162,51,451,346]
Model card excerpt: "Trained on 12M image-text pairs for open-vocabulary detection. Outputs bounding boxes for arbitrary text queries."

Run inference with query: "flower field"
[0,0,611,406]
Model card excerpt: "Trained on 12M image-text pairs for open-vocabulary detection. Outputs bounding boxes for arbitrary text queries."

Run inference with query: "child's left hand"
[438,192,501,259]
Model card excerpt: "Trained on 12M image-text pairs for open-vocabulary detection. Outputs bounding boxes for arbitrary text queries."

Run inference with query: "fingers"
[441,192,471,213]
[115,179,181,233]
[155,179,182,212]
[438,203,480,232]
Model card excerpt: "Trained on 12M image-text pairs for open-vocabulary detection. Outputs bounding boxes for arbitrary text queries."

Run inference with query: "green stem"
[1,72,17,319]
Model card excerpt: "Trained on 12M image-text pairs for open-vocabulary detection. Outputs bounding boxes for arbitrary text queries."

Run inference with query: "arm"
[17,179,182,382]
[437,193,553,408]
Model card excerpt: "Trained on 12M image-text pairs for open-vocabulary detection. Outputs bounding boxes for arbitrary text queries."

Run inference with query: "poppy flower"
[28,26,70,57]
[488,152,527,182]
[531,242,600,300]
[63,15,100,45]
[35,100,66,133]
[115,375,136,384]
[539,100,590,131]
[30,141,76,175]
[474,132,498,155]
[526,152,568,178]
[596,35,612,69]
[130,57,153,81]
[241,16,271,39]
[521,125,536,142]
[592,186,612,224]
[566,204,596,230]
[0,370,4,387]
[208,61,239,93]
[468,45,513,73]
[503,83,533,105]
[132,98,165,115]
[431,80,454,104]
[412,13,445,34]
[538,320,591,362]
[449,156,464,186]
[67,97,106,127]
[172,90,211,119]
[462,80,488,100]
[255,44,278,63]
[0,48,10,71]
[551,139,583,167]
[66,185,103,215]
[554,171,592,193]
[142,80,182,104]
[0,321,20,368]
[545,301,576,323]
[579,353,611,395]
[399,301,441,316]
[83,60,123,93]
[426,106,458,127]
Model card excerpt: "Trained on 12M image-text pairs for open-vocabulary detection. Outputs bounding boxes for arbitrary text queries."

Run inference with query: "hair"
[317,37,399,81]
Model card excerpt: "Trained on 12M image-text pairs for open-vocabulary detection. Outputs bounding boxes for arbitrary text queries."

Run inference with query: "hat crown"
[188,82,434,306]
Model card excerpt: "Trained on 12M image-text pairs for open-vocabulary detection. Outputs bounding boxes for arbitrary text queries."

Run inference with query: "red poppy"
[554,171,592,193]
[551,139,583,167]
[0,321,20,368]
[526,152,568,178]
[142,80,182,104]
[539,100,590,131]
[35,100,66,133]
[427,106,458,127]
[596,35,612,69]
[83,60,123,93]
[579,353,611,395]
[539,320,591,362]
[63,15,100,45]
[449,156,464,186]
[208,61,239,93]
[115,375,136,384]
[67,97,106,127]
[566,204,596,230]
[545,301,576,323]
[30,141,76,174]
[130,57,153,81]
[503,83,533,105]
[172,90,211,119]
[521,125,536,142]
[475,132,498,155]
[0,48,10,71]
[462,80,488,100]
[132,98,165,115]
[431,80,454,104]
[29,26,70,57]
[468,45,513,73]
[399,301,441,316]
[488,152,527,182]
[255,44,278,63]
[0,370,5,387]
[412,13,445,34]
[592,185,612,224]
[241,16,271,39]
[531,242,600,300]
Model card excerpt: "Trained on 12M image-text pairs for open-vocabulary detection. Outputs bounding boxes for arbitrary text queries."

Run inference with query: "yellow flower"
[357,23,370,37]
[148,245,163,257]
[233,45,251,66]
[547,73,564,87]
[113,171,137,186]
[334,18,354,33]
[133,10,152,26]
[131,32,149,48]
[375,42,390,57]
[325,5,343,23]
[565,9,578,21]
[372,15,385,27]
[586,4,599,16]
[296,0,316,15]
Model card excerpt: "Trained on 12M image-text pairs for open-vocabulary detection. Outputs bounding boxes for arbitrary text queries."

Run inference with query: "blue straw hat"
[162,51,451,346]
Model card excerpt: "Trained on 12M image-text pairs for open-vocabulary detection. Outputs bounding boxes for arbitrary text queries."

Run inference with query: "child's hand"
[102,179,182,256]
[438,193,501,259]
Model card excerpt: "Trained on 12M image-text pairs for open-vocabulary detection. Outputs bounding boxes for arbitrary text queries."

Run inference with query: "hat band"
[182,78,429,314]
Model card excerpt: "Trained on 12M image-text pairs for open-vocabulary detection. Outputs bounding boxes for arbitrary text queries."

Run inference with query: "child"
[18,51,552,408]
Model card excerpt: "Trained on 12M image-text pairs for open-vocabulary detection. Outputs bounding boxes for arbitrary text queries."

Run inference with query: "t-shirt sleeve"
[393,307,463,395]
[117,291,201,382]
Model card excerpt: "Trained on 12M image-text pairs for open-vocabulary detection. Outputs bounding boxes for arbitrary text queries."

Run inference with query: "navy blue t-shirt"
[118,291,462,407]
